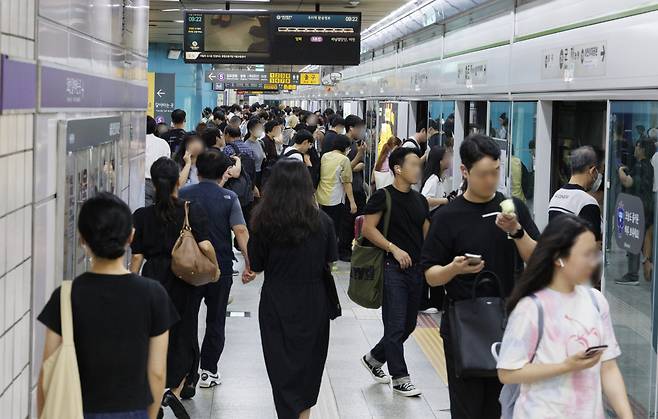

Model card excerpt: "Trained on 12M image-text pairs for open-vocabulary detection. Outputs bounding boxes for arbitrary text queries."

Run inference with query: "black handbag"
[448,270,507,378]
[323,264,342,320]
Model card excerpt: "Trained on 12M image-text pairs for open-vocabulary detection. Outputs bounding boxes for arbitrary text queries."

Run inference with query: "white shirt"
[145,134,171,179]
[284,148,304,162]
[651,152,658,192]
[421,174,447,211]
[497,286,620,419]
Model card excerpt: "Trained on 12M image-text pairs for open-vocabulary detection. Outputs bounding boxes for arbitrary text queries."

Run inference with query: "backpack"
[402,137,420,150]
[494,289,600,419]
[283,148,304,159]
[224,143,255,207]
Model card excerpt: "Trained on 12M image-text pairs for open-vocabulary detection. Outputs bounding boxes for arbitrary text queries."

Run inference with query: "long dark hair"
[250,159,319,246]
[150,157,180,222]
[506,214,592,312]
[422,146,448,189]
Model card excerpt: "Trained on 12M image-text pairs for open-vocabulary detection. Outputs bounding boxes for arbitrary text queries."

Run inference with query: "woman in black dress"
[130,157,217,418]
[249,159,338,419]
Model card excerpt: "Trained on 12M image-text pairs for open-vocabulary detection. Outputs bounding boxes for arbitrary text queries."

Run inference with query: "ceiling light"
[174,20,184,23]
[162,9,180,12]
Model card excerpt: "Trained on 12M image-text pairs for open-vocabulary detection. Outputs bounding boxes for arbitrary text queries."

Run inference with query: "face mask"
[591,172,603,193]
[254,129,264,138]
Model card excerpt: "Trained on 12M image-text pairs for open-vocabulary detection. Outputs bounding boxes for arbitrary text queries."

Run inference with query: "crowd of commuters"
[35,103,634,419]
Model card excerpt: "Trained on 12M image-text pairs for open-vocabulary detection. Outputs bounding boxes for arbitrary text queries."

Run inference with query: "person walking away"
[373,136,401,190]
[617,138,656,285]
[322,116,346,155]
[316,135,357,241]
[223,125,258,232]
[249,159,338,419]
[260,119,284,188]
[402,119,429,191]
[161,109,187,154]
[497,214,632,419]
[418,146,452,314]
[179,150,252,390]
[339,115,368,261]
[283,129,315,180]
[173,133,205,186]
[360,147,431,396]
[422,134,540,419]
[145,116,171,206]
[37,193,178,419]
[130,157,218,415]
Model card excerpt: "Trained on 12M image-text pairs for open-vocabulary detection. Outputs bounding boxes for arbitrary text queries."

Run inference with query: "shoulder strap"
[529,294,544,361]
[587,288,600,313]
[60,280,75,345]
[382,188,393,238]
[182,201,191,230]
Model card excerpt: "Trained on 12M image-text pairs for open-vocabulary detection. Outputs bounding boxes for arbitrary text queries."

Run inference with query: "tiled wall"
[0,1,148,418]
[0,1,37,417]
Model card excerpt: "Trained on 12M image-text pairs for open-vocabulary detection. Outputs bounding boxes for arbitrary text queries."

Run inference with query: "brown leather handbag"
[171,201,220,286]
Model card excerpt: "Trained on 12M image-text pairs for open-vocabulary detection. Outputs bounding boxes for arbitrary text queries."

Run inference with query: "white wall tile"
[0,117,8,156]
[0,0,9,36]
[3,328,13,390]
[25,116,34,150]
[24,152,33,207]
[0,276,5,333]
[4,268,15,329]
[0,218,4,278]
[5,115,17,155]
[0,157,6,216]
[23,208,32,266]
[6,209,24,269]
[15,115,25,152]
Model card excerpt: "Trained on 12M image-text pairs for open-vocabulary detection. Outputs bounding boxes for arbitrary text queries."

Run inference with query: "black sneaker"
[360,355,390,384]
[179,377,196,400]
[162,389,190,419]
[392,381,422,397]
[615,274,639,286]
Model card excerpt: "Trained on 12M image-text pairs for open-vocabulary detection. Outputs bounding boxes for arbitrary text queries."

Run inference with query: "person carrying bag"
[348,188,391,309]
[171,201,220,286]
[40,280,84,419]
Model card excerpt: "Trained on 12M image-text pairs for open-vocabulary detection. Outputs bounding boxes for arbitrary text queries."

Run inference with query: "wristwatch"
[510,227,525,239]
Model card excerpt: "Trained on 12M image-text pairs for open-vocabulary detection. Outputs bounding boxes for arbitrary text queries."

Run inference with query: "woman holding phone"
[496,214,631,419]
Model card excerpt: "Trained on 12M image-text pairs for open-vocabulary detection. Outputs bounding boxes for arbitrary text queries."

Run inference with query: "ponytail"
[150,157,180,222]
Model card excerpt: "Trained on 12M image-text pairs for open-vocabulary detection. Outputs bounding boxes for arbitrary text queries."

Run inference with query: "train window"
[510,102,537,217]
[464,100,486,137]
[604,101,658,417]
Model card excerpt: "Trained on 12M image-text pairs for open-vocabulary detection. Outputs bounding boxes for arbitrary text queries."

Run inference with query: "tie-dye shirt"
[497,286,620,419]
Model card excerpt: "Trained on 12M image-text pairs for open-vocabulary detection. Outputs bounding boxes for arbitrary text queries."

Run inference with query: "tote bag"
[448,270,507,378]
[171,201,221,286]
[348,188,391,309]
[40,280,84,419]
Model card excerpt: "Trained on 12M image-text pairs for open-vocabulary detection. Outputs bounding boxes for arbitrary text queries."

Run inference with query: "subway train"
[272,1,658,415]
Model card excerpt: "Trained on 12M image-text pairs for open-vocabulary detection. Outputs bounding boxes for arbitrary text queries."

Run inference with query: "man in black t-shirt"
[422,135,539,419]
[360,147,430,397]
[160,109,187,154]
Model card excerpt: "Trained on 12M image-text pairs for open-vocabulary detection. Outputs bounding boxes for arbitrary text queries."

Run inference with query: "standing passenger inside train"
[130,157,218,416]
[360,147,430,397]
[316,134,357,240]
[179,150,252,391]
[340,115,368,261]
[322,116,346,155]
[249,159,338,419]
[422,135,539,418]
[617,138,656,285]
[497,215,632,419]
[37,193,178,419]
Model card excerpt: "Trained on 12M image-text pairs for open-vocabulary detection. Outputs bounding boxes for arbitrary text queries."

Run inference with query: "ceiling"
[149,0,405,45]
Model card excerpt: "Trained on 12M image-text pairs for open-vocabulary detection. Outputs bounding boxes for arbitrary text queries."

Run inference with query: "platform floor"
[163,260,451,419]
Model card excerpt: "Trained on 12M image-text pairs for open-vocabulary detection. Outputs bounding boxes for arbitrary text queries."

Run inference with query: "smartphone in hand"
[584,345,608,357]
[464,253,482,266]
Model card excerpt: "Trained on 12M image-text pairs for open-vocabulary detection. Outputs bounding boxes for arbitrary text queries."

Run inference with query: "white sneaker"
[392,381,422,397]
[420,307,439,314]
[198,370,221,388]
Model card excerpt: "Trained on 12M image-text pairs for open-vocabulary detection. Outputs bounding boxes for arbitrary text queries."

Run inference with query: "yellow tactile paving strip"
[413,314,448,384]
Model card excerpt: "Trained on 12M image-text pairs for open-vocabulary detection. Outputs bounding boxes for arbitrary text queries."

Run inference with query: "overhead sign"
[153,73,175,125]
[614,193,645,255]
[457,61,487,86]
[299,72,321,85]
[541,41,607,80]
[212,82,225,91]
[206,70,320,85]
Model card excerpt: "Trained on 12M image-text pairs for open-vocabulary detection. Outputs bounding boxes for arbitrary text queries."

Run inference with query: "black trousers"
[442,327,502,419]
[187,275,234,381]
[320,204,344,240]
[338,190,367,258]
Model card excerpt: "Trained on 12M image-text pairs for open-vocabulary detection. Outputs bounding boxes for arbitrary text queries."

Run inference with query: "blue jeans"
[367,259,423,381]
[84,410,148,419]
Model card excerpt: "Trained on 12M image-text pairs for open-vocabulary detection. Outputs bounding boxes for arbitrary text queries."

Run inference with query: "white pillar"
[452,101,466,190]
[534,100,553,230]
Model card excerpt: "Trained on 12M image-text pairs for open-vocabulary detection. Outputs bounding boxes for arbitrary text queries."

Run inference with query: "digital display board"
[184,11,361,65]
